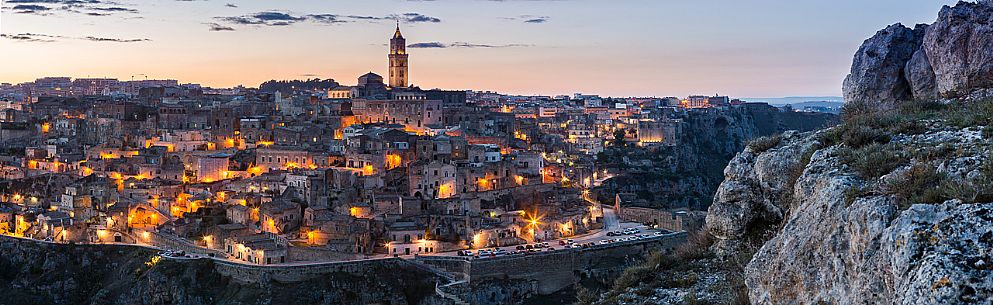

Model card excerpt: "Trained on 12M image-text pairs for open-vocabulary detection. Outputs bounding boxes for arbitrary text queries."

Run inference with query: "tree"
[612,129,627,147]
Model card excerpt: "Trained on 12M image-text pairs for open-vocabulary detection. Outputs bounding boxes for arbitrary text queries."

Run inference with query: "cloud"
[4,0,139,16]
[1,32,150,43]
[12,4,50,11]
[83,36,150,42]
[408,42,447,48]
[213,11,442,30]
[504,15,550,24]
[10,4,52,14]
[0,33,59,42]
[408,42,533,48]
[307,14,348,24]
[206,23,235,31]
[219,11,307,26]
[89,6,138,13]
[398,12,440,23]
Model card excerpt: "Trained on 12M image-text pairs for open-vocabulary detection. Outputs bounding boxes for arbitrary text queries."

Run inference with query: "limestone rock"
[842,23,921,108]
[706,124,993,304]
[923,1,993,97]
[905,47,938,101]
[706,130,821,253]
[843,1,993,107]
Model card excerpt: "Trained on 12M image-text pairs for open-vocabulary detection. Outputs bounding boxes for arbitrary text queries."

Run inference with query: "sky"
[0,0,962,98]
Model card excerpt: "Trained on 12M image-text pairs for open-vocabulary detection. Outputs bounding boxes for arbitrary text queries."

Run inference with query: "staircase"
[405,259,470,304]
[436,280,470,305]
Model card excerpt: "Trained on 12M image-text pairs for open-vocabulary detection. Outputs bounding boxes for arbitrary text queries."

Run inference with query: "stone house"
[224,234,287,265]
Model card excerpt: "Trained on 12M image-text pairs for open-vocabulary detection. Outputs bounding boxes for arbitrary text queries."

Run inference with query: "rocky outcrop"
[706,123,993,304]
[843,24,924,107]
[0,237,441,305]
[844,1,993,106]
[706,130,822,253]
[905,42,938,101]
[924,1,993,97]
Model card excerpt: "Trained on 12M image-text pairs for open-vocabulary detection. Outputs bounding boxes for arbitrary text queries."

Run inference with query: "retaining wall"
[468,232,686,294]
[214,257,405,284]
[419,232,687,295]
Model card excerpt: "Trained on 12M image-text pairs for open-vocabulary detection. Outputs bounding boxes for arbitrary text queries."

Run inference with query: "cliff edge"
[708,1,993,304]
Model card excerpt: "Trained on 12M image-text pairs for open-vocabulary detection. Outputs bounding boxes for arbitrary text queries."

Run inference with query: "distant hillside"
[741,96,844,106]
[258,78,340,93]
[783,101,844,109]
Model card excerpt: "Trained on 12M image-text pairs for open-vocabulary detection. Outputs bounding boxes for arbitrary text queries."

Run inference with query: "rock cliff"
[709,118,993,304]
[707,2,993,304]
[0,237,441,305]
[844,1,993,107]
[595,103,835,211]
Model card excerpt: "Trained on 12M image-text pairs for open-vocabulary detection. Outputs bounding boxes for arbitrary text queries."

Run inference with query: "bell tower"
[389,23,408,88]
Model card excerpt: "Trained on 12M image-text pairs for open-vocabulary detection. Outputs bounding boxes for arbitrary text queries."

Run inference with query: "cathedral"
[389,24,408,88]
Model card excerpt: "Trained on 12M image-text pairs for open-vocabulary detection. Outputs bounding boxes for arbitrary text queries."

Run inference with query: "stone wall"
[142,230,225,257]
[419,232,687,295]
[416,256,471,279]
[214,257,408,284]
[473,233,685,294]
[286,246,357,262]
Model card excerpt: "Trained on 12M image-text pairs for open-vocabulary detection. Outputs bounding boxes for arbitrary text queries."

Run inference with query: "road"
[423,203,656,259]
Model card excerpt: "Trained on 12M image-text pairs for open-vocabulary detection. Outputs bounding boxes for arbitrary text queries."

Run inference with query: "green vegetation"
[840,143,909,179]
[834,98,993,210]
[885,164,951,209]
[581,231,748,305]
[746,135,782,153]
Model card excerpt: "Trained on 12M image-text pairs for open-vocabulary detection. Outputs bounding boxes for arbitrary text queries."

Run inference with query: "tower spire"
[389,22,408,88]
[393,19,403,39]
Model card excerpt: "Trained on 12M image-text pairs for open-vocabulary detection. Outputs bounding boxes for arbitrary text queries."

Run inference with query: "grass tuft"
[840,143,908,180]
[747,135,782,153]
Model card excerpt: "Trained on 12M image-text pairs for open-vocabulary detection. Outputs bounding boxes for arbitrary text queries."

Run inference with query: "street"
[425,203,660,259]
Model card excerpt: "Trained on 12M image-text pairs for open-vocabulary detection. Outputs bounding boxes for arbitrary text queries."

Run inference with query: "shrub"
[886,164,950,209]
[844,185,868,206]
[911,144,956,162]
[574,287,598,305]
[674,230,715,262]
[612,264,654,292]
[747,135,782,153]
[841,143,908,179]
[841,125,891,148]
[944,99,993,128]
